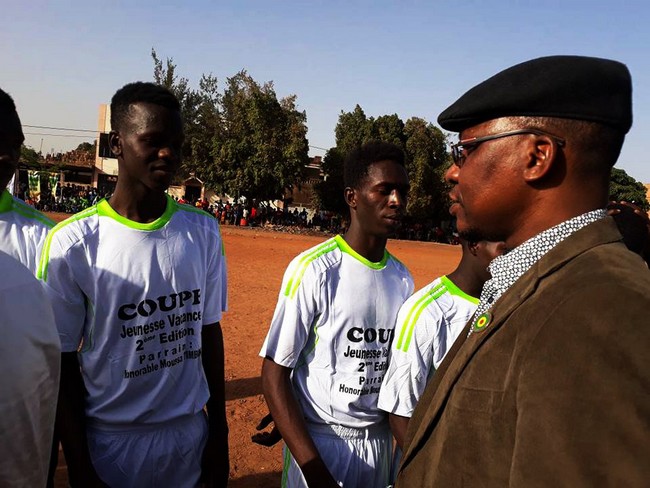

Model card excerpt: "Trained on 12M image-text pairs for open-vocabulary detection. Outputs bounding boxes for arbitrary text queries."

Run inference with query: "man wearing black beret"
[396,55,650,487]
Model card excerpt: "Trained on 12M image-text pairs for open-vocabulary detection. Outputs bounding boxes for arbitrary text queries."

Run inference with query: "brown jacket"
[396,218,650,487]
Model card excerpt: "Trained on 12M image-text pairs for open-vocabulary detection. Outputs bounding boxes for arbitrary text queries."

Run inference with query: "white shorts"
[282,422,392,488]
[86,412,208,488]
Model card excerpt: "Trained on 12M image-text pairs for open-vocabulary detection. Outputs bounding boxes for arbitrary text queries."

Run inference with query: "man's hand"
[251,413,282,447]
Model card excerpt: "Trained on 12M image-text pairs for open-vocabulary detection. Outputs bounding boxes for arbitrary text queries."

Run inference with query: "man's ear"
[522,135,560,183]
[109,131,122,158]
[344,187,356,210]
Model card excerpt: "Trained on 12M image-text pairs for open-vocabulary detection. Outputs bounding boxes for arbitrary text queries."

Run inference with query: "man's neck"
[343,225,387,263]
[108,184,168,224]
[446,268,483,300]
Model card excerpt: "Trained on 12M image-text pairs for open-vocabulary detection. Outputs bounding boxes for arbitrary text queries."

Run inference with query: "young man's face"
[111,102,184,193]
[350,159,410,237]
[0,107,24,189]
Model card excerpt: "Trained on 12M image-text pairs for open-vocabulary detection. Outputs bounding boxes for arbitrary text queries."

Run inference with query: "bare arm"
[202,323,230,487]
[388,413,410,450]
[261,358,338,488]
[57,352,106,487]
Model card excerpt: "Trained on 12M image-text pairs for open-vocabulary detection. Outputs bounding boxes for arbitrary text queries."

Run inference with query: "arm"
[201,323,229,487]
[261,358,338,488]
[388,413,410,450]
[57,352,106,487]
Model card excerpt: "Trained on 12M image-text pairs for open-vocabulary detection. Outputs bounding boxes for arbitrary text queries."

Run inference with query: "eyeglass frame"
[450,128,566,166]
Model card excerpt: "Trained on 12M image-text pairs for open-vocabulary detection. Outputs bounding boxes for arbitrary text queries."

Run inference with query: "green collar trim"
[97,195,176,230]
[335,235,388,269]
[0,190,12,213]
[441,275,479,304]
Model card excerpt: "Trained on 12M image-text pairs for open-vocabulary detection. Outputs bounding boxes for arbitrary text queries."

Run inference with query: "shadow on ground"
[226,376,262,401]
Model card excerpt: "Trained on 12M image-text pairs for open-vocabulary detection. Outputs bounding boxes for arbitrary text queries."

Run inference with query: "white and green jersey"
[0,189,53,274]
[260,235,414,429]
[38,195,227,424]
[377,276,478,417]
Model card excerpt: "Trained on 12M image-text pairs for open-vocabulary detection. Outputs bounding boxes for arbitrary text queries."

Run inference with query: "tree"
[202,71,309,201]
[403,117,449,221]
[334,105,374,156]
[151,51,309,201]
[20,145,41,166]
[312,147,347,215]
[610,167,649,210]
[314,106,452,224]
[151,49,216,181]
[371,114,406,149]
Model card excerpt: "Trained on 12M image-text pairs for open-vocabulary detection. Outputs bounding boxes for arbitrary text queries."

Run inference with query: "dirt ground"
[49,217,461,487]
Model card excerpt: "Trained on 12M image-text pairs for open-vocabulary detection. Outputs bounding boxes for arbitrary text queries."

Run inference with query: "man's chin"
[458,227,485,243]
[459,226,504,244]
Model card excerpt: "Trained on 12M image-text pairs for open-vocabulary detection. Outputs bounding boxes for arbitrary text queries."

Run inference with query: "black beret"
[438,55,632,134]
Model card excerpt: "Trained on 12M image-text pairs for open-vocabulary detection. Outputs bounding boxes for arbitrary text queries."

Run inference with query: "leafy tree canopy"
[610,167,649,210]
[20,145,41,166]
[314,106,451,222]
[151,49,309,202]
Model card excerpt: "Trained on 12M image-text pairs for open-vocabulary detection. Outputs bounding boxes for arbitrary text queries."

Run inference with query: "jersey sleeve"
[259,256,321,368]
[378,293,437,417]
[202,223,227,325]
[38,233,87,353]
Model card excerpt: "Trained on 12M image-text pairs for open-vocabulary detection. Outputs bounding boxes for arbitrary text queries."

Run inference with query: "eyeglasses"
[450,128,566,166]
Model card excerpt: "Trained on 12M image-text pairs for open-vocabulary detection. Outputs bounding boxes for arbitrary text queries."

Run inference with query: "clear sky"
[2,0,650,182]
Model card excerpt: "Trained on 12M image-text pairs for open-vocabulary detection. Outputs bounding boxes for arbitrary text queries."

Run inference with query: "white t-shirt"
[38,195,227,424]
[0,250,60,488]
[260,235,414,429]
[378,275,478,417]
[0,190,53,274]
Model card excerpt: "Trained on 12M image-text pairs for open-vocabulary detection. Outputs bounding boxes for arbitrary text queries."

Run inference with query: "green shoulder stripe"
[175,201,224,256]
[11,199,55,228]
[441,275,479,304]
[37,206,98,281]
[283,238,338,298]
[396,281,447,352]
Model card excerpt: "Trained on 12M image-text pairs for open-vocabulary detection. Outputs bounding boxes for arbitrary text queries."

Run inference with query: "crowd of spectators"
[17,186,459,243]
[14,182,103,214]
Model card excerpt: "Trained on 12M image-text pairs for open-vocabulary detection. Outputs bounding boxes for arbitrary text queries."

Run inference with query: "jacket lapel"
[400,268,540,468]
[399,217,624,471]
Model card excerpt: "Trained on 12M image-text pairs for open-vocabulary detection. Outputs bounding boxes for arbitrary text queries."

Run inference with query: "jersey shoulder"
[393,277,452,352]
[38,205,100,280]
[173,200,222,234]
[10,196,55,229]
[282,236,342,299]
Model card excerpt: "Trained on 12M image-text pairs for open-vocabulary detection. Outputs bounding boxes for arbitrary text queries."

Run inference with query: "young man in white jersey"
[0,87,54,273]
[260,141,414,488]
[0,88,60,488]
[39,82,228,488]
[378,239,504,449]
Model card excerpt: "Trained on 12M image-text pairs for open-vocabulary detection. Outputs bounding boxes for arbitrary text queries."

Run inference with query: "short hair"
[344,141,405,189]
[508,116,625,174]
[0,88,17,114]
[110,82,181,132]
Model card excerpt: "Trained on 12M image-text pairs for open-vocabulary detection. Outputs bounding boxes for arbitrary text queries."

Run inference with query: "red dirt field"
[48,215,461,487]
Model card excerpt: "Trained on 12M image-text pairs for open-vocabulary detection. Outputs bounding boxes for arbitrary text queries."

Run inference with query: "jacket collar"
[400,217,624,471]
